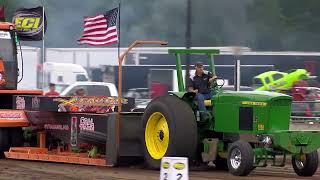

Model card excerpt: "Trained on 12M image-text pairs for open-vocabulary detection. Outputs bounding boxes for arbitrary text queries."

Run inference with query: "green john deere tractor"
[142,49,320,176]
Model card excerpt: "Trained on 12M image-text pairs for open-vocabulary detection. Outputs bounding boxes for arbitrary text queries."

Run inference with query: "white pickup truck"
[60,82,118,97]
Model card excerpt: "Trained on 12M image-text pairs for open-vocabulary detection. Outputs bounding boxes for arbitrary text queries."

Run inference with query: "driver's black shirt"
[187,72,212,94]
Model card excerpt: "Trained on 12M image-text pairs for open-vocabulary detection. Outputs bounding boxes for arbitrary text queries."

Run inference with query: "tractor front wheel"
[227,141,254,176]
[292,151,318,177]
[142,95,198,169]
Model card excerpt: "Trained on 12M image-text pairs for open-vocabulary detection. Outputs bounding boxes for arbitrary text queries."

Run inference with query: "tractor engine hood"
[216,90,292,103]
[215,90,292,134]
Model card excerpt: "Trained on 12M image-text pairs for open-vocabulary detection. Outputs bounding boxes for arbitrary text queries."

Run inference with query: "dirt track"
[0,159,319,180]
[0,123,316,179]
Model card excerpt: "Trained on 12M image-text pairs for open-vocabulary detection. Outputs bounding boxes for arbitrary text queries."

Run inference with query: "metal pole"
[42,3,45,90]
[185,0,191,88]
[209,54,216,75]
[235,59,240,91]
[176,54,184,92]
[117,2,121,60]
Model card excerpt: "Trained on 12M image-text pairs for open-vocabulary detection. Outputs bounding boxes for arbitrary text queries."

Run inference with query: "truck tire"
[292,151,318,177]
[142,95,197,169]
[9,127,23,147]
[0,128,9,157]
[227,141,254,176]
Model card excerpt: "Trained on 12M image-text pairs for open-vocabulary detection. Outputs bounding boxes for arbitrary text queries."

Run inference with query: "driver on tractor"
[187,62,217,119]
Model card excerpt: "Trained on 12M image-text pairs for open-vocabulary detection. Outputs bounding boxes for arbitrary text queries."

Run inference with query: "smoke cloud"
[2,0,320,51]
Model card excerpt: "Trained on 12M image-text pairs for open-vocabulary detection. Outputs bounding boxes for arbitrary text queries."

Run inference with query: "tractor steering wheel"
[217,77,225,89]
[209,77,225,91]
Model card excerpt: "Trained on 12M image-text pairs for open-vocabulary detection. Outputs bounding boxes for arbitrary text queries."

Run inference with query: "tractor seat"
[204,100,212,106]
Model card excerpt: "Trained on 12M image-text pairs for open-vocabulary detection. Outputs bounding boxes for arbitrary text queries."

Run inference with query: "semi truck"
[40,62,90,93]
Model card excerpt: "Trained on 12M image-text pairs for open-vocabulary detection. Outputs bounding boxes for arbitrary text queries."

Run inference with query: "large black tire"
[0,128,9,157]
[227,141,254,176]
[9,127,24,147]
[292,151,318,177]
[142,95,198,169]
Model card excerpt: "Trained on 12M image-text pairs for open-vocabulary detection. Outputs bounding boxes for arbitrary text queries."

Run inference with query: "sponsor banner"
[44,124,69,131]
[53,96,122,113]
[12,6,47,41]
[0,30,11,39]
[15,96,26,110]
[13,95,135,113]
[0,110,26,120]
[70,116,78,147]
[79,116,95,131]
[25,111,109,147]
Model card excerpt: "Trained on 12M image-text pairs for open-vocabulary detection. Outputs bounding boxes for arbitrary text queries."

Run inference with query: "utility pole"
[185,0,192,88]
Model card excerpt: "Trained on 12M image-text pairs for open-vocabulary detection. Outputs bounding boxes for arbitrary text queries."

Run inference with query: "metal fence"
[291,101,320,122]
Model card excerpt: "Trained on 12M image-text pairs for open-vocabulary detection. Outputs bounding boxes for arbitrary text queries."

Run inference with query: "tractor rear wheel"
[142,95,198,169]
[0,128,9,157]
[227,141,254,176]
[292,151,318,177]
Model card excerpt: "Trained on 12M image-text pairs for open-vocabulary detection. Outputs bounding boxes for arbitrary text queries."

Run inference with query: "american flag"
[78,8,118,46]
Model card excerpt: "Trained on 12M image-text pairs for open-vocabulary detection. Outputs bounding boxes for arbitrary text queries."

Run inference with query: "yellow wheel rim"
[145,112,169,160]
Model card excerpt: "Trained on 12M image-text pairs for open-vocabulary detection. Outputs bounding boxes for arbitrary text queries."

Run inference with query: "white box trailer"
[17,46,41,90]
[41,62,90,93]
[16,46,90,92]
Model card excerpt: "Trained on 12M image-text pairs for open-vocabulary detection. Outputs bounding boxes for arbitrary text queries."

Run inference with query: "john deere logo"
[173,162,185,170]
[241,101,267,106]
[162,161,170,169]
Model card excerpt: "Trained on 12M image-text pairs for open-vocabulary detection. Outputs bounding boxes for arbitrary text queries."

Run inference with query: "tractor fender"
[169,91,197,102]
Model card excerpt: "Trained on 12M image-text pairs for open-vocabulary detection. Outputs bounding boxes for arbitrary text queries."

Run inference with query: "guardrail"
[291,100,320,122]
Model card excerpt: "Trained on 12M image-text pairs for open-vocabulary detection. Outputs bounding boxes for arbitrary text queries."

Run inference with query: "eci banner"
[12,6,47,41]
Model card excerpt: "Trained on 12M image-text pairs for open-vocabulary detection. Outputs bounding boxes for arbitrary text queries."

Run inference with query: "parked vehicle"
[61,82,118,97]
[40,62,89,92]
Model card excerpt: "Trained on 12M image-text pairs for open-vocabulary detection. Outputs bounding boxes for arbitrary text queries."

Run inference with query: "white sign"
[79,117,95,131]
[160,157,188,180]
[0,31,11,39]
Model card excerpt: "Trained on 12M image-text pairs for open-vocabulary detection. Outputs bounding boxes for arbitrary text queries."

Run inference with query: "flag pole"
[116,2,121,165]
[42,3,45,90]
[117,2,121,59]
